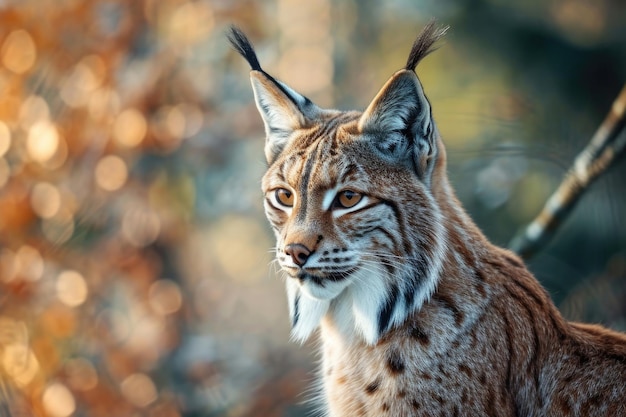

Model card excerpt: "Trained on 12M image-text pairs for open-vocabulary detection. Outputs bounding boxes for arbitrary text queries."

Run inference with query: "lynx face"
[261,110,445,342]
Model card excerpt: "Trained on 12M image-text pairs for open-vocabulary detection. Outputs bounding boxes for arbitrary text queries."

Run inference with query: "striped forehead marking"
[295,139,324,222]
[274,115,360,215]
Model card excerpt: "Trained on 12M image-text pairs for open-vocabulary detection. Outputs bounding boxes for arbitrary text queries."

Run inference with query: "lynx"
[228,22,626,416]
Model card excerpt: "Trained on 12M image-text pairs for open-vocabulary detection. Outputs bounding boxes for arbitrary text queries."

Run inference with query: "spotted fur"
[229,22,626,416]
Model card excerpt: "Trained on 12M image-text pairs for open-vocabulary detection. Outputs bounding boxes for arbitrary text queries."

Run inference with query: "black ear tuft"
[227,25,262,71]
[405,20,449,71]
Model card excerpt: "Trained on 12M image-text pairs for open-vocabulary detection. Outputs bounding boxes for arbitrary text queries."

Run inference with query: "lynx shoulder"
[229,22,626,416]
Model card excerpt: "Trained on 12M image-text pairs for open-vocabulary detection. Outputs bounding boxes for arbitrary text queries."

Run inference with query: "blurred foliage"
[0,0,624,416]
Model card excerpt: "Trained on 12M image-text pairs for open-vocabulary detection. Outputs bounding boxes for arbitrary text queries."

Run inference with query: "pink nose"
[284,244,311,266]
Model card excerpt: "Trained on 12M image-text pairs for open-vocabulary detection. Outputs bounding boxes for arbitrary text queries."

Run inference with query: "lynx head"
[229,22,449,345]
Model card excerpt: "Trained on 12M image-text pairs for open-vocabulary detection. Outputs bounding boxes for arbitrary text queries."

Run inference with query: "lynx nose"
[284,243,312,267]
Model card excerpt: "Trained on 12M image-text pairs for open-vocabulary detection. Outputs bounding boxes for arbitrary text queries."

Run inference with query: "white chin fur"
[300,277,352,301]
[287,279,330,343]
[285,265,390,345]
[286,277,352,343]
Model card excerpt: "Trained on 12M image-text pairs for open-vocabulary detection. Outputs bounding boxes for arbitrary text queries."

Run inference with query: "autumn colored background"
[0,0,625,416]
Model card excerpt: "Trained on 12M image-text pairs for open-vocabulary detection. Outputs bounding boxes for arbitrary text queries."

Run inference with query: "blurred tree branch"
[510,84,626,259]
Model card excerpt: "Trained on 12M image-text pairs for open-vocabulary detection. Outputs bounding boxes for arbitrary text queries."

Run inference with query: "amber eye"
[336,190,362,209]
[275,188,294,207]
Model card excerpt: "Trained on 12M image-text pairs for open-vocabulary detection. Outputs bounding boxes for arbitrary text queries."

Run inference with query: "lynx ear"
[227,26,318,163]
[250,72,318,163]
[358,21,446,182]
[358,70,436,181]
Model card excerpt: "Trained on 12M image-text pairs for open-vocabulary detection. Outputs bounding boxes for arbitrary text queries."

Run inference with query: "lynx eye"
[275,188,294,207]
[335,190,362,209]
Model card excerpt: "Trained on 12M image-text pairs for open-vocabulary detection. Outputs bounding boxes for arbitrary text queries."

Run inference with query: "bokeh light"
[113,108,147,147]
[30,182,62,218]
[15,245,44,282]
[56,270,88,307]
[120,373,158,408]
[27,120,60,163]
[2,343,40,387]
[42,383,76,417]
[148,279,182,316]
[95,155,128,191]
[1,29,36,74]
